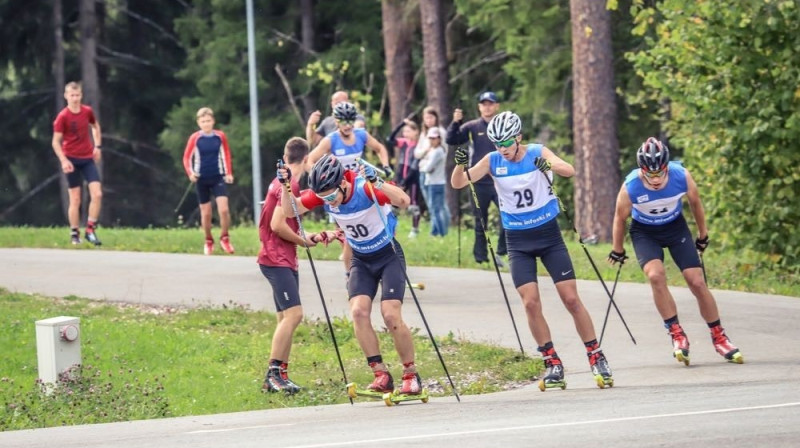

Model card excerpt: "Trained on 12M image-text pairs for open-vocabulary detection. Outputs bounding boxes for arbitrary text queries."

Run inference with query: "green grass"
[1,221,798,297]
[0,289,541,430]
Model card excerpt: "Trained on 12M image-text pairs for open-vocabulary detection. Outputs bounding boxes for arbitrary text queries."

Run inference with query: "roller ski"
[711,326,744,364]
[588,349,614,389]
[384,372,429,406]
[667,322,690,366]
[346,369,393,401]
[538,353,566,392]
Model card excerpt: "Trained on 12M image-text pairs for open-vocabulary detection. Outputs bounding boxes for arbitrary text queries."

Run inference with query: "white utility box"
[35,316,82,384]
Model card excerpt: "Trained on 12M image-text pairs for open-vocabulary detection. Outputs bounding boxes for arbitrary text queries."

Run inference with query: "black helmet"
[309,154,344,193]
[332,102,358,121]
[637,137,670,172]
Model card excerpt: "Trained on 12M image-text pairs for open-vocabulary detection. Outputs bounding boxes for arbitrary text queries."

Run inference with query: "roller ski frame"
[346,382,429,406]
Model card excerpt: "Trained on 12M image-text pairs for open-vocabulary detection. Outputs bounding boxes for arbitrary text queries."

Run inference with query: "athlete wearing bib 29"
[279,154,426,397]
[451,111,614,391]
[609,137,743,366]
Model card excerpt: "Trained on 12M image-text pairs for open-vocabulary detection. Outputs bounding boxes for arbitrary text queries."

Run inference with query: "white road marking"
[282,401,800,448]
[187,423,294,434]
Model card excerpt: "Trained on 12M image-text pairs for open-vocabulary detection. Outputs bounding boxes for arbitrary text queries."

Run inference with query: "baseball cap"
[478,91,498,103]
[427,127,441,138]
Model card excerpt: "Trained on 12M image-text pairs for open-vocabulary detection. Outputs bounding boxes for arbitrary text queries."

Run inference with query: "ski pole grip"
[355,157,386,176]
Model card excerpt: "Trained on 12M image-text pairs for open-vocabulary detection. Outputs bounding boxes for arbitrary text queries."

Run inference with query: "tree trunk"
[381,0,414,127]
[53,0,69,220]
[419,0,458,223]
[80,0,103,223]
[300,0,315,117]
[569,0,619,242]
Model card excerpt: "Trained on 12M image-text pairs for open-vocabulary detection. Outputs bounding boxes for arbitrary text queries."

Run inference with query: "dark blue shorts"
[349,240,406,301]
[66,157,100,188]
[630,214,701,271]
[196,175,228,204]
[506,218,576,287]
[259,265,301,312]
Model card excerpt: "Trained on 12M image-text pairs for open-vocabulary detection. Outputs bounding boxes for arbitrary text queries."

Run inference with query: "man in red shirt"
[52,82,103,245]
[258,136,341,394]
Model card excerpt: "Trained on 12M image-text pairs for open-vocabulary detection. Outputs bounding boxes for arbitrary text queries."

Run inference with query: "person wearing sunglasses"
[451,111,614,391]
[306,101,394,278]
[609,137,743,366]
[280,154,428,397]
[446,91,508,267]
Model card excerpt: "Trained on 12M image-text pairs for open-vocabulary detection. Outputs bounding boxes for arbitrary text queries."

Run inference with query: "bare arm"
[306,137,331,172]
[612,185,632,253]
[366,133,391,167]
[684,170,708,239]
[52,132,74,173]
[541,146,575,178]
[270,203,316,247]
[280,184,310,218]
[451,154,491,189]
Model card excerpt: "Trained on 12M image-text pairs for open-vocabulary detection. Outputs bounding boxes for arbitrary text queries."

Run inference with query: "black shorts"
[629,214,701,271]
[196,175,228,204]
[66,157,100,188]
[349,240,406,301]
[506,219,576,287]
[259,265,301,312]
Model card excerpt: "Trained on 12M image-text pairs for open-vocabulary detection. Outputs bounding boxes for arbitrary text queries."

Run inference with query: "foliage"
[0,290,542,430]
[629,0,800,266]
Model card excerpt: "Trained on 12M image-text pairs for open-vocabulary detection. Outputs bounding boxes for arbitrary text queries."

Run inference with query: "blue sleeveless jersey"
[625,161,687,225]
[489,144,559,230]
[328,129,368,172]
[326,176,396,253]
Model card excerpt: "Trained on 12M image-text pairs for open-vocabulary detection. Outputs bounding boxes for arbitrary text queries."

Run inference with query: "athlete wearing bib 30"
[451,111,614,390]
[609,137,743,366]
[280,154,426,397]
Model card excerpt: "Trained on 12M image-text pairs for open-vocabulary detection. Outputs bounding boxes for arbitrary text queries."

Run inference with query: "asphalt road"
[1,248,799,447]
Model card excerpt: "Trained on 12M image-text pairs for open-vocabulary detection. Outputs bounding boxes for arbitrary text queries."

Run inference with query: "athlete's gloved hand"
[608,249,629,265]
[695,235,709,253]
[454,146,469,167]
[276,160,291,185]
[381,165,394,180]
[534,157,551,173]
[363,164,385,189]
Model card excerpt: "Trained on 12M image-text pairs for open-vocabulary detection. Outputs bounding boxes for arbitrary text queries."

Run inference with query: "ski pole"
[358,160,460,402]
[599,261,623,346]
[699,253,707,284]
[278,160,352,405]
[461,157,526,357]
[457,187,462,267]
[174,181,194,213]
[540,172,636,345]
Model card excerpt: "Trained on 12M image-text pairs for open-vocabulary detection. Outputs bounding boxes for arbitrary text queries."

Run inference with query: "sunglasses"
[315,187,342,203]
[494,138,516,148]
[337,119,355,126]
[642,167,668,178]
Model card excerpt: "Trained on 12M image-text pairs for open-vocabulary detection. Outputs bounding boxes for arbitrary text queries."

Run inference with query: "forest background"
[1,0,798,269]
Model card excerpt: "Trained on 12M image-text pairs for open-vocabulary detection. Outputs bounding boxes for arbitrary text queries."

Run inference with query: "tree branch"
[274,63,306,131]
[0,172,60,221]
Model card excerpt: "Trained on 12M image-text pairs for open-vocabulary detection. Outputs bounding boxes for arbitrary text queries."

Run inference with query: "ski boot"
[538,354,566,391]
[70,232,81,245]
[204,238,214,255]
[667,322,690,366]
[279,363,302,394]
[588,348,614,389]
[366,369,394,394]
[220,234,235,254]
[85,228,102,246]
[383,371,429,406]
[262,367,298,395]
[710,326,743,364]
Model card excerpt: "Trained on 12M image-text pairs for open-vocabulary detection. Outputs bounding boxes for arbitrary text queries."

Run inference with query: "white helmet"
[487,111,522,142]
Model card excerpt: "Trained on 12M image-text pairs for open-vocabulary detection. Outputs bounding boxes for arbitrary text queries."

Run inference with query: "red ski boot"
[710,326,743,364]
[366,368,394,393]
[667,322,690,366]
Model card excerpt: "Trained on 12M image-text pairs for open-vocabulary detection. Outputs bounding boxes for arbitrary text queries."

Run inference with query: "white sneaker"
[408,229,418,239]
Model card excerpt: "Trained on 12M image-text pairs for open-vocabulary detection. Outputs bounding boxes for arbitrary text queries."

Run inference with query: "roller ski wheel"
[538,378,567,392]
[594,374,613,389]
[345,382,390,400]
[727,351,744,364]
[383,388,430,406]
[674,349,690,366]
